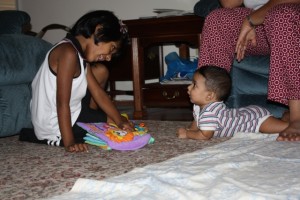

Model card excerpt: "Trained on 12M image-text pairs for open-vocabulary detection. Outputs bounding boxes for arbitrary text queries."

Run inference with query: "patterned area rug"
[0,120,228,200]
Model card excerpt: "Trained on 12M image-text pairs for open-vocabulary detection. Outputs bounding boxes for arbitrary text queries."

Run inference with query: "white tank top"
[30,39,87,143]
[243,0,269,10]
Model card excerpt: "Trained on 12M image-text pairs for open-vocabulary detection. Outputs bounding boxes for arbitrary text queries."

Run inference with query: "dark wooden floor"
[117,104,193,121]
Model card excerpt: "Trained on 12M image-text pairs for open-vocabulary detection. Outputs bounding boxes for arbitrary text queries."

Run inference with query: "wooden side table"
[111,15,204,119]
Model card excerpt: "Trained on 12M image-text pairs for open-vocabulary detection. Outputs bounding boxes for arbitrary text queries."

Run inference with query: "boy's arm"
[188,120,198,131]
[186,129,214,140]
[177,120,214,140]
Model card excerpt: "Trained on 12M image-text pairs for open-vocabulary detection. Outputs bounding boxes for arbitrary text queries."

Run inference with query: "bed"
[48,132,300,200]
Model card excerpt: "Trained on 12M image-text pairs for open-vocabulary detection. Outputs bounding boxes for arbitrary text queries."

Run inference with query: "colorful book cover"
[77,122,154,151]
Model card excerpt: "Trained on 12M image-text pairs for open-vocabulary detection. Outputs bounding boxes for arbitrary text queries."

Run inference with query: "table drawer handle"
[162,91,180,100]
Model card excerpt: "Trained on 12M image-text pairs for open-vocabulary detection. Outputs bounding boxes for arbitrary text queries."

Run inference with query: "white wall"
[18,0,199,43]
[17,0,199,100]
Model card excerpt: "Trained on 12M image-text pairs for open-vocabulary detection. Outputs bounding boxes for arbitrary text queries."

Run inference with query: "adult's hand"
[235,18,257,62]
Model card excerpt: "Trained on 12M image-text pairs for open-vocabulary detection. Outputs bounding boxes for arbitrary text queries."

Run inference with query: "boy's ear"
[206,91,216,101]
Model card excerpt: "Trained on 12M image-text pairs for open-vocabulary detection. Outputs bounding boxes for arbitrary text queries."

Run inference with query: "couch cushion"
[0,84,33,137]
[226,55,288,118]
[232,55,270,76]
[0,34,52,86]
[231,55,270,94]
[0,10,30,34]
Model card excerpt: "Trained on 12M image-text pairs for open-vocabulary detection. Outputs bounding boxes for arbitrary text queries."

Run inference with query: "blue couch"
[0,11,52,137]
[227,56,288,118]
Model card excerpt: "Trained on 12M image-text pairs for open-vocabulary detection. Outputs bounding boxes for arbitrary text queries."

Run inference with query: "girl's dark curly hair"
[70,10,128,57]
[197,65,232,101]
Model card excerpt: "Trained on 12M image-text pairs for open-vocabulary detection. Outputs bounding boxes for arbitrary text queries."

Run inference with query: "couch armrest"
[0,34,52,86]
[0,10,31,34]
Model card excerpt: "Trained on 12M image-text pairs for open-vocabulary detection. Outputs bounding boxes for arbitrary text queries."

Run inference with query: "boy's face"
[187,73,213,107]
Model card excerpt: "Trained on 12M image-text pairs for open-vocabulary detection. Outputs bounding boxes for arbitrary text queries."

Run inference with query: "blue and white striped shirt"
[193,102,271,137]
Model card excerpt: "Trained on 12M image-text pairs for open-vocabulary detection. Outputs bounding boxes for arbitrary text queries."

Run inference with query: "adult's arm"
[219,0,243,8]
[249,0,300,26]
[235,0,300,61]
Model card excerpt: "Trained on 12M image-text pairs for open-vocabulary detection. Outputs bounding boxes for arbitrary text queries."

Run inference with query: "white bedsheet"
[48,133,300,200]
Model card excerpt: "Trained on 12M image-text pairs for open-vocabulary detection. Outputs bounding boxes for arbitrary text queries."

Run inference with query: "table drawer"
[143,83,191,107]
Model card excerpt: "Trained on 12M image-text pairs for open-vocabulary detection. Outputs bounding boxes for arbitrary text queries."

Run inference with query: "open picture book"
[77,121,154,151]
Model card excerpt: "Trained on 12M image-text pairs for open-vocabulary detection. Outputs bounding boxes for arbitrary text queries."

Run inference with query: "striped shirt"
[193,102,271,137]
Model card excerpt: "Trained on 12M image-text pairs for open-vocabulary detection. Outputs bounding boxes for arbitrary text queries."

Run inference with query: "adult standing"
[198,0,300,141]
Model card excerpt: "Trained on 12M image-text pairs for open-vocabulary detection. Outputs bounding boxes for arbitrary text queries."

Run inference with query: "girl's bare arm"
[86,65,132,129]
[54,44,86,150]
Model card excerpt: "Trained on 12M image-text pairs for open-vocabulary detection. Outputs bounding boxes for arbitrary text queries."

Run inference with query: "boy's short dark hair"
[70,10,128,57]
[197,65,231,101]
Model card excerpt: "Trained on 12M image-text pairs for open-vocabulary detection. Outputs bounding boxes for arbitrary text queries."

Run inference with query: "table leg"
[178,44,190,59]
[131,38,144,119]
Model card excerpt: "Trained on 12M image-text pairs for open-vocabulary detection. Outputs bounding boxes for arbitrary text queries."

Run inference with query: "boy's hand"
[65,143,89,153]
[177,127,188,139]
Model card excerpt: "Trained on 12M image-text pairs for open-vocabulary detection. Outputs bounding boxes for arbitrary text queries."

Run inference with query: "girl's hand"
[235,17,257,62]
[119,121,134,132]
[65,143,89,153]
[117,114,135,131]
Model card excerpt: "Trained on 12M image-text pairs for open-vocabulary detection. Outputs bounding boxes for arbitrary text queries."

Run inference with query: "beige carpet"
[0,120,228,200]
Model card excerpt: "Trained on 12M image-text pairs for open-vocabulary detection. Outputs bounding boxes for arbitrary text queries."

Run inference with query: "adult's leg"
[264,4,300,141]
[277,100,300,141]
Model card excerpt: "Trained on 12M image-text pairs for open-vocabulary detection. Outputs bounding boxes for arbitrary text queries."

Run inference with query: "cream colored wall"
[17,0,199,43]
[17,0,199,100]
